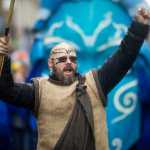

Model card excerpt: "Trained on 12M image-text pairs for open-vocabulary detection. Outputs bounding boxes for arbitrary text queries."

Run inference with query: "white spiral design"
[112,80,138,124]
[112,138,122,150]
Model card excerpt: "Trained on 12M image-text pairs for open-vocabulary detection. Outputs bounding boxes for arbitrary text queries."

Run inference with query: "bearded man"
[0,8,150,150]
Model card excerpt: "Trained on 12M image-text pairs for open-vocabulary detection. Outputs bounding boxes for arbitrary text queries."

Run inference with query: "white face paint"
[52,49,76,65]
[50,42,77,59]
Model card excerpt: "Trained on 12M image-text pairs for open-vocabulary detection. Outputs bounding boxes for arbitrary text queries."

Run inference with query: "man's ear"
[48,58,53,69]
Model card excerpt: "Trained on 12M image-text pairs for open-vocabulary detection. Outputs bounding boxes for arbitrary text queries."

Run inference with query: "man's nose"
[66,57,71,63]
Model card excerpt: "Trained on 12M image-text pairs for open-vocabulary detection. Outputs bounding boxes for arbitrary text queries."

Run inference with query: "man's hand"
[135,8,150,25]
[0,37,9,55]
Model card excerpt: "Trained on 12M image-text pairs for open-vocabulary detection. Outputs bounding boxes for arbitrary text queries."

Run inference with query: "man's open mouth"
[63,67,74,76]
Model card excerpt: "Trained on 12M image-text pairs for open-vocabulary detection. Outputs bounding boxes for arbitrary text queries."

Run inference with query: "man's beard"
[63,75,76,85]
[53,64,76,85]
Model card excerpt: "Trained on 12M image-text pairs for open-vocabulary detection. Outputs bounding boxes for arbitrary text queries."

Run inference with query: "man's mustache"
[63,64,74,72]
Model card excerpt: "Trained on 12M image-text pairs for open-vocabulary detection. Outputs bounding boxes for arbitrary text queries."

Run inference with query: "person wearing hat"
[0,8,150,150]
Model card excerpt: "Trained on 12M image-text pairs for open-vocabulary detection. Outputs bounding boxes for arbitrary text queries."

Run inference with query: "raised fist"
[135,8,150,25]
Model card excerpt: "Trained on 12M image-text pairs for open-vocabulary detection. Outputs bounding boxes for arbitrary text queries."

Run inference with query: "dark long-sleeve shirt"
[0,21,149,111]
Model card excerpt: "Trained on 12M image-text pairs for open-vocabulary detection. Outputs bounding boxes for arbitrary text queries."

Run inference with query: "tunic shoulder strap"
[92,70,106,107]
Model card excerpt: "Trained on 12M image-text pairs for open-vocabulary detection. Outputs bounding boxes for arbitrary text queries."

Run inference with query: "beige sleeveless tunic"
[33,71,108,150]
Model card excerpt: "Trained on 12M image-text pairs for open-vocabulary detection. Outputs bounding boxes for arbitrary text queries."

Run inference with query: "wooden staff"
[0,0,16,75]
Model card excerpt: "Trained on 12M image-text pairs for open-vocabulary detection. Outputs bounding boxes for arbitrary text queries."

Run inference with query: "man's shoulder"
[31,76,49,88]
[85,70,98,79]
[32,76,49,82]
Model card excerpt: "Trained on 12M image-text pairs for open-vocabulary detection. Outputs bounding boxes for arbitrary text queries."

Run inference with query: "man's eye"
[58,57,67,62]
[70,57,77,63]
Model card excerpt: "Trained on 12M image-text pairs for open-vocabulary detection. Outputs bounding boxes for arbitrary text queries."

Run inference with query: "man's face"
[48,52,77,85]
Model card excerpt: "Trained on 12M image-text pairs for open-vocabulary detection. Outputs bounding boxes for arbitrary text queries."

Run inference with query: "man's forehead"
[51,49,76,59]
[50,42,77,58]
[52,48,75,54]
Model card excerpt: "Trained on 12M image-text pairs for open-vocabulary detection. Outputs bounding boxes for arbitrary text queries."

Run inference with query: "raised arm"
[97,8,150,96]
[0,37,35,111]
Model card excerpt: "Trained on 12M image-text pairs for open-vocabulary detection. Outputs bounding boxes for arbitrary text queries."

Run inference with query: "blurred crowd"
[0,0,150,150]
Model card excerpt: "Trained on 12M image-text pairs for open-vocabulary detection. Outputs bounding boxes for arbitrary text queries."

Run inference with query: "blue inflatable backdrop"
[30,0,150,149]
